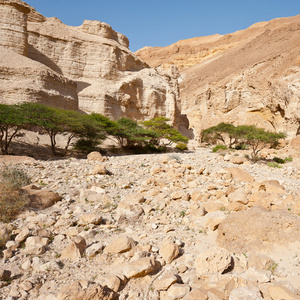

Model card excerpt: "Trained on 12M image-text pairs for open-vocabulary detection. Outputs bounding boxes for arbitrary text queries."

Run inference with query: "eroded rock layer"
[0,0,182,124]
[136,15,300,138]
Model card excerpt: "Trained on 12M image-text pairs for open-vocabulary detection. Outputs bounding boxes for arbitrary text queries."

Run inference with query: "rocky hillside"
[0,0,182,126]
[0,141,300,299]
[136,15,300,139]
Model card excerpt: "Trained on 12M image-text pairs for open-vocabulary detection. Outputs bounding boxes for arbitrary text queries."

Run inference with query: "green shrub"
[273,157,285,164]
[284,155,293,162]
[176,142,188,151]
[0,165,31,222]
[212,144,227,153]
[267,162,282,168]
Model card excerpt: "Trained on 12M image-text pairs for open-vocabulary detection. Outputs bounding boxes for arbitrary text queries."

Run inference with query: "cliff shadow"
[28,45,63,75]
[178,114,194,139]
[75,80,91,93]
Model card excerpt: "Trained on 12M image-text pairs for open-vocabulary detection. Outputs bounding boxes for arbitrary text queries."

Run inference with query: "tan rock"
[79,214,102,225]
[57,281,118,300]
[229,286,263,300]
[123,257,159,279]
[15,227,30,243]
[159,243,180,264]
[230,157,246,165]
[24,236,49,255]
[167,284,191,299]
[217,206,300,252]
[153,272,178,291]
[226,168,254,182]
[61,236,86,261]
[91,164,108,175]
[104,236,136,254]
[0,224,12,248]
[227,187,249,205]
[182,288,208,300]
[21,185,61,209]
[87,151,107,162]
[268,285,300,300]
[195,247,232,276]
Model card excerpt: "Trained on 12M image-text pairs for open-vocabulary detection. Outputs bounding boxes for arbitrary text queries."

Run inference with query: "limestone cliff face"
[0,0,78,110]
[136,15,300,138]
[0,1,182,126]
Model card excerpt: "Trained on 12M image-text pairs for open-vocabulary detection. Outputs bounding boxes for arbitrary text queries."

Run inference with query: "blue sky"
[25,0,300,52]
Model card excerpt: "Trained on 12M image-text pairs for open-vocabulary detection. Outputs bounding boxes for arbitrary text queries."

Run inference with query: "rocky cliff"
[0,0,182,125]
[136,15,300,139]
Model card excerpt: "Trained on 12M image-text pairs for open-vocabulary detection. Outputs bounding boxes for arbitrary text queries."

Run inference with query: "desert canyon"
[0,1,300,300]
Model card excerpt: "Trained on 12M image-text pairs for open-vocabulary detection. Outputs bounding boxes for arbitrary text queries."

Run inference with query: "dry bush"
[0,165,31,222]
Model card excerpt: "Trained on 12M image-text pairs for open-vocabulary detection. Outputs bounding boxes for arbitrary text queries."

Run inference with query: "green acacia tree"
[201,122,237,148]
[235,125,286,157]
[20,103,74,155]
[142,117,188,148]
[112,117,158,149]
[0,104,29,154]
[202,122,286,158]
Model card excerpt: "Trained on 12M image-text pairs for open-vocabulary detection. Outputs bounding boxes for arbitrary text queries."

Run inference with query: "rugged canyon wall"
[0,0,182,126]
[136,15,300,139]
[0,0,78,110]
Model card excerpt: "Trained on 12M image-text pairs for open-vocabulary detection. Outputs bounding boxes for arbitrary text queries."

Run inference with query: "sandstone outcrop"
[136,15,300,138]
[0,0,183,126]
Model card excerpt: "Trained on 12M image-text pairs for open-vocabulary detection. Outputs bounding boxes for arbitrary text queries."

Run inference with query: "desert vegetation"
[202,122,286,158]
[0,103,188,155]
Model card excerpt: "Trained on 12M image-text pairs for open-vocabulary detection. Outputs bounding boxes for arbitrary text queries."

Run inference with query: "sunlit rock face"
[0,0,183,125]
[136,15,300,138]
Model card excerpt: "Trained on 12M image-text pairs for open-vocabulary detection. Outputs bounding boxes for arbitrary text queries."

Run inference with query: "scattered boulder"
[57,280,118,300]
[87,151,108,162]
[90,164,108,175]
[217,206,300,252]
[226,168,254,182]
[104,236,136,254]
[61,236,87,261]
[153,272,178,291]
[123,257,160,279]
[24,236,49,255]
[195,247,232,276]
[167,283,191,299]
[21,185,61,209]
[229,286,263,300]
[159,243,180,264]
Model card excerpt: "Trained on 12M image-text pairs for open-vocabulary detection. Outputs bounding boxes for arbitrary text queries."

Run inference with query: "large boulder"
[217,206,300,252]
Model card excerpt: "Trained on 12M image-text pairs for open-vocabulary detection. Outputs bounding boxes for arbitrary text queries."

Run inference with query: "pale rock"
[2,249,13,260]
[227,187,249,205]
[245,267,271,283]
[15,227,30,243]
[90,164,107,175]
[85,242,103,258]
[153,272,178,291]
[104,236,136,254]
[115,201,144,221]
[87,151,107,162]
[21,185,61,209]
[123,192,145,204]
[268,285,300,300]
[20,280,33,292]
[167,283,191,299]
[217,206,300,252]
[123,257,159,278]
[24,236,49,255]
[61,236,86,261]
[230,157,246,164]
[96,275,121,293]
[78,214,102,225]
[182,288,208,300]
[195,247,232,276]
[56,281,117,300]
[226,168,254,182]
[229,286,263,300]
[5,240,19,250]
[159,243,180,264]
[21,259,31,271]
